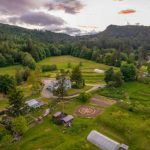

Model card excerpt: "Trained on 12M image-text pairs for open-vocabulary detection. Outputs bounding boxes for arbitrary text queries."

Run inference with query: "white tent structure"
[94,69,105,74]
[87,130,123,150]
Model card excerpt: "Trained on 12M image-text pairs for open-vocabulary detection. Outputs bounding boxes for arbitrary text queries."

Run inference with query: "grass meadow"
[0,56,150,150]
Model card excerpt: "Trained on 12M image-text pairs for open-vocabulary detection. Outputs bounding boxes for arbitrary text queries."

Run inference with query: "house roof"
[62,115,74,122]
[87,130,120,150]
[25,99,39,107]
[53,112,62,117]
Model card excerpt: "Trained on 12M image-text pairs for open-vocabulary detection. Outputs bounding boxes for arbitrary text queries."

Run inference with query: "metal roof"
[53,112,62,117]
[25,99,39,107]
[87,130,120,150]
[62,115,74,122]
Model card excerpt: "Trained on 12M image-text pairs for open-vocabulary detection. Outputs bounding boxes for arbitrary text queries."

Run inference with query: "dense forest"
[0,23,150,69]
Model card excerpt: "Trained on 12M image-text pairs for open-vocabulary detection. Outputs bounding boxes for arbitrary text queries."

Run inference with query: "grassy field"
[99,82,150,105]
[0,94,9,111]
[0,56,116,84]
[0,65,22,76]
[38,56,115,84]
[0,56,150,150]
[1,94,149,150]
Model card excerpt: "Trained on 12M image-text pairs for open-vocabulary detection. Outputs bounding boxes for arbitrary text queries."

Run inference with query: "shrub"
[121,63,137,81]
[41,64,57,72]
[21,52,36,69]
[78,92,91,103]
[0,75,16,94]
[15,67,31,84]
[104,67,114,83]
[11,116,28,135]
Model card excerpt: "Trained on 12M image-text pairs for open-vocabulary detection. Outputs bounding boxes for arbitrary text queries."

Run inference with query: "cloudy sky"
[0,0,150,35]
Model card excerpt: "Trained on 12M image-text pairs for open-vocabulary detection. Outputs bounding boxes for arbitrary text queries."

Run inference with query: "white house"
[87,130,128,150]
[25,99,44,108]
[47,80,71,92]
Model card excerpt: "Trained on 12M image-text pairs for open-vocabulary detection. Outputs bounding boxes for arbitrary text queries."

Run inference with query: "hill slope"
[0,23,72,43]
[79,25,150,50]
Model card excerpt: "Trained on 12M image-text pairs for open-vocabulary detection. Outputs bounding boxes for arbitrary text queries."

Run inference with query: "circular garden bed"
[75,106,102,118]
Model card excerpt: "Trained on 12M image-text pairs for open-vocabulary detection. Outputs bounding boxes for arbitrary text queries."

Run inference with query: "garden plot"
[75,106,102,118]
[91,96,116,108]
[75,96,116,118]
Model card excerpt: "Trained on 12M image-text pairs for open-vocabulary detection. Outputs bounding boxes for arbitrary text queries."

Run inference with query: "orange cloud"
[118,9,136,14]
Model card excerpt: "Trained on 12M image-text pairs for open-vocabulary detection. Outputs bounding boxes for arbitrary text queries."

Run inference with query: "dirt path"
[41,79,54,98]
[42,81,105,99]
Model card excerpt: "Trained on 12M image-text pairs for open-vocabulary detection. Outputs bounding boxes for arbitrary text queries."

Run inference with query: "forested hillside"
[0,23,150,69]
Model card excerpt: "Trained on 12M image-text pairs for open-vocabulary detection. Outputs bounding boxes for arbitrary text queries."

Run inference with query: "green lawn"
[0,65,22,76]
[0,99,8,111]
[67,86,92,96]
[0,94,9,111]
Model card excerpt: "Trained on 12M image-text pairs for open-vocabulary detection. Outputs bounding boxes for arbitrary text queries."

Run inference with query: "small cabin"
[52,112,66,124]
[52,112,74,126]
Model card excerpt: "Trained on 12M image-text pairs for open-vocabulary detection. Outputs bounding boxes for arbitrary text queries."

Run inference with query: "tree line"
[0,23,150,70]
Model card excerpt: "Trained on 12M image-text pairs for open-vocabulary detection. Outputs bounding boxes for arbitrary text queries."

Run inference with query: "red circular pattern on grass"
[75,106,101,117]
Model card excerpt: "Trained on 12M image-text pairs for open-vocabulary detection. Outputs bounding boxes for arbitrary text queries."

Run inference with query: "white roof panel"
[25,99,39,107]
[62,115,74,122]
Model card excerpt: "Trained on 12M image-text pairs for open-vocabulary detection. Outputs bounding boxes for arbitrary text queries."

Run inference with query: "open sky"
[0,0,150,35]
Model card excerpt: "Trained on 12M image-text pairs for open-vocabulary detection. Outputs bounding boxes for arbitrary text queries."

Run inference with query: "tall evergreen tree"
[55,71,68,113]
[121,63,137,81]
[0,75,16,94]
[8,88,24,117]
[104,67,114,83]
[137,46,144,68]
[71,66,83,88]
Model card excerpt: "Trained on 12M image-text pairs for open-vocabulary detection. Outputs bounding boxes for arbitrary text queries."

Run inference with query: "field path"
[42,80,105,99]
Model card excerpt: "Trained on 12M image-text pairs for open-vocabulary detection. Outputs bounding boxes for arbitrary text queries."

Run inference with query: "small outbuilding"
[25,99,44,109]
[52,112,74,126]
[52,112,66,124]
[61,115,74,127]
[87,130,128,150]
